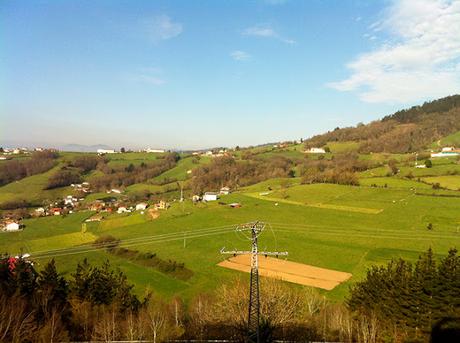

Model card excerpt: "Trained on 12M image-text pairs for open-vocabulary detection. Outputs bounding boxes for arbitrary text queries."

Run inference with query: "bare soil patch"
[218,254,352,290]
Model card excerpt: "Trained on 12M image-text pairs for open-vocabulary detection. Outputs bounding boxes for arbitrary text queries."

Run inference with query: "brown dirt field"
[147,209,160,220]
[218,254,352,290]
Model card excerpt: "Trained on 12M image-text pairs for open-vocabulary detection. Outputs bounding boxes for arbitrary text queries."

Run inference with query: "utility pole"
[220,221,288,343]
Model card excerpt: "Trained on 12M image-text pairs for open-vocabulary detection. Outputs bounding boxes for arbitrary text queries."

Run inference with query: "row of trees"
[44,152,180,191]
[90,153,180,191]
[0,150,58,187]
[1,248,458,342]
[299,152,371,186]
[189,155,295,194]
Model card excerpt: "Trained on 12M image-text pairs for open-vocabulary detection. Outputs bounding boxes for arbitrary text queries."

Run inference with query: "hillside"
[304,94,460,153]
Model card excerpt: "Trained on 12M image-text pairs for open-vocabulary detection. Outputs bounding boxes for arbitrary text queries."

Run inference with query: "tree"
[121,147,126,153]
[348,248,460,341]
[425,159,433,168]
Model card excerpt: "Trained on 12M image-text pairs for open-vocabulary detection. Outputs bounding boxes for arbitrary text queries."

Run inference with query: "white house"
[117,206,130,214]
[97,149,116,154]
[35,207,45,215]
[304,147,326,154]
[203,192,219,201]
[5,222,20,232]
[220,187,230,195]
[431,149,460,158]
[442,147,455,152]
[145,148,165,153]
[135,203,148,211]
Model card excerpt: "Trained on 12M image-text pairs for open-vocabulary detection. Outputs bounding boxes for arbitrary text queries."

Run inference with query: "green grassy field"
[326,141,359,153]
[432,130,460,147]
[1,149,459,303]
[422,175,460,190]
[1,179,458,302]
[0,164,71,204]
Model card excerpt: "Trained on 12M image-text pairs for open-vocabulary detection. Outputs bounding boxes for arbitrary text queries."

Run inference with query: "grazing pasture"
[1,179,458,301]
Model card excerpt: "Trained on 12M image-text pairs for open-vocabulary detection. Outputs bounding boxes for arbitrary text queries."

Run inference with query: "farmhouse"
[34,207,45,216]
[145,148,165,153]
[50,208,62,216]
[136,202,148,211]
[304,147,326,154]
[117,206,130,214]
[431,146,460,158]
[3,221,21,232]
[154,200,169,210]
[220,187,231,195]
[97,149,116,154]
[203,192,219,201]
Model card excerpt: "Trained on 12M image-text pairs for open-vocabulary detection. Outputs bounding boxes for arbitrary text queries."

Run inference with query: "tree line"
[44,152,180,191]
[304,94,460,154]
[0,248,458,342]
[0,150,59,187]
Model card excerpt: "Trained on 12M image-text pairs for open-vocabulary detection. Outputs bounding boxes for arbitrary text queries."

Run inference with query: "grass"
[432,130,460,148]
[0,164,71,205]
[1,149,459,302]
[326,141,359,153]
[1,179,458,302]
[152,156,211,183]
[422,175,460,190]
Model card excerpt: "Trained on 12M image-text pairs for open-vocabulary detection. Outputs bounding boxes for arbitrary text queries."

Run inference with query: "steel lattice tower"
[221,221,288,343]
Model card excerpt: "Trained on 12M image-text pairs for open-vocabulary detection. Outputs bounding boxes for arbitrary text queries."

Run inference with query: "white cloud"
[243,24,296,44]
[143,15,183,41]
[230,50,251,61]
[329,0,460,103]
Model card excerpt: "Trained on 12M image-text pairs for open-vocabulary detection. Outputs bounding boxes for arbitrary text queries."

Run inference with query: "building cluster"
[304,147,326,154]
[430,146,460,158]
[0,147,49,159]
[194,187,231,202]
[192,149,230,158]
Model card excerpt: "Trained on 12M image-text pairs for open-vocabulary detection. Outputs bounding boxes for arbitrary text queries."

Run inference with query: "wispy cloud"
[329,0,460,104]
[124,68,166,86]
[142,15,183,42]
[230,50,251,61]
[242,24,296,44]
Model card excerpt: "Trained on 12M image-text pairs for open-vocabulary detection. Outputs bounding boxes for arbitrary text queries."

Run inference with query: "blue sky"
[2,0,460,150]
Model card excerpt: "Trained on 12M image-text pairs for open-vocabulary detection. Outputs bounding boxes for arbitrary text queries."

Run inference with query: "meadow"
[1,177,458,301]
[1,147,459,303]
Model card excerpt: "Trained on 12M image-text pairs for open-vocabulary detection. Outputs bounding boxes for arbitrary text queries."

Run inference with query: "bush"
[425,159,433,168]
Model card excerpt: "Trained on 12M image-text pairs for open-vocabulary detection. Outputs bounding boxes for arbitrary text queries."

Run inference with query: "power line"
[28,224,238,259]
[221,221,287,343]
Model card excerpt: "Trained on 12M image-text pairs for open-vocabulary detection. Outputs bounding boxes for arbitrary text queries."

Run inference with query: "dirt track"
[218,254,352,290]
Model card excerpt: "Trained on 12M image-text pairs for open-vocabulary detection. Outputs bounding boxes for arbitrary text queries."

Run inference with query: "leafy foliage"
[348,248,460,340]
[0,150,58,186]
[304,95,460,153]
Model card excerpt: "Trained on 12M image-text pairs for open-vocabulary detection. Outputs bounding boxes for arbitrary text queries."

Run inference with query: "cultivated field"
[219,254,352,290]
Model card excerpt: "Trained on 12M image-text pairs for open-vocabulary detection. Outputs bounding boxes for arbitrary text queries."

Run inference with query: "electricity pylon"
[220,221,288,343]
